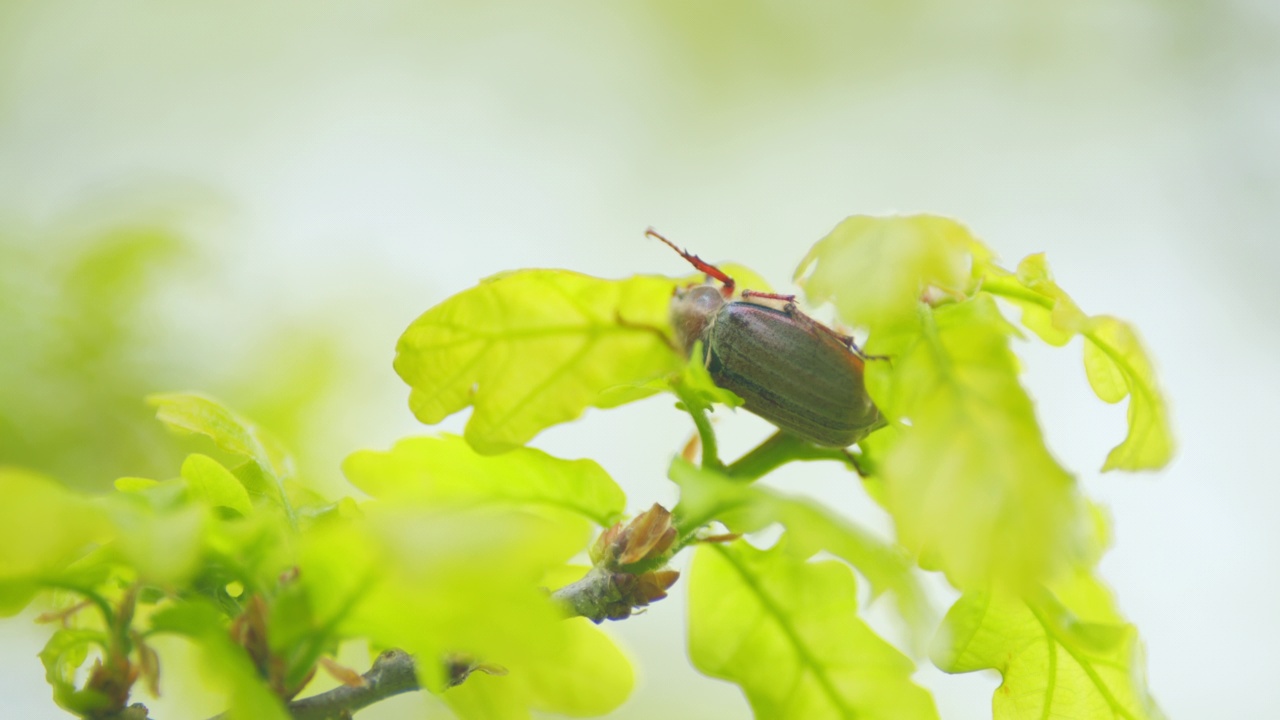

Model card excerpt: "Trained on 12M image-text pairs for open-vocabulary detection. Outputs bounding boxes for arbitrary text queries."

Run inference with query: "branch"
[201,650,418,720]
[104,704,153,720]
[558,504,681,622]
[551,565,676,622]
[285,649,419,720]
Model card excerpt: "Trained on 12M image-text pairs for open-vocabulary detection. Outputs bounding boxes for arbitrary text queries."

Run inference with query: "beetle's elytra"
[651,229,884,448]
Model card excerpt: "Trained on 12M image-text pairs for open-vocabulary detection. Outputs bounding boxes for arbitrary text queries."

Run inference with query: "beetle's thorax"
[670,284,726,355]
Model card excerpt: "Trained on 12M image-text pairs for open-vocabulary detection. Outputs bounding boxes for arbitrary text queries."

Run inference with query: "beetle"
[650,228,884,448]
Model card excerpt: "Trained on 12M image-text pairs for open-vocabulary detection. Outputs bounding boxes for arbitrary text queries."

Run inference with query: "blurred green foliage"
[0,225,191,490]
[0,219,355,494]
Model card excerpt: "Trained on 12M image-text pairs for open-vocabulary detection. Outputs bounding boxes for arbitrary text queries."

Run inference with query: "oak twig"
[284,649,419,720]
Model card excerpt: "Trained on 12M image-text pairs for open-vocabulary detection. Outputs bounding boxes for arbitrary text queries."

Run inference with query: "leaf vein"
[714,546,856,719]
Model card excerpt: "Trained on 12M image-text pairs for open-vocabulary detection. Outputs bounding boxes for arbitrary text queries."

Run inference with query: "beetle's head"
[669,284,726,356]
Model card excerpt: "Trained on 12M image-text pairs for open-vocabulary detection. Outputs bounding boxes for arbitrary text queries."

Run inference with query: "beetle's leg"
[790,309,856,347]
[646,227,736,297]
[741,289,796,303]
[841,334,890,362]
[842,333,888,362]
[771,300,885,360]
[810,320,891,362]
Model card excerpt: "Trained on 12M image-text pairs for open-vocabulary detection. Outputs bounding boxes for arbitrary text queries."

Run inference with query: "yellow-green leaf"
[148,393,291,478]
[1012,253,1089,338]
[298,505,586,695]
[773,501,932,645]
[522,618,632,715]
[932,574,1165,720]
[0,469,112,614]
[1083,329,1128,403]
[670,459,928,637]
[181,453,254,516]
[106,498,205,586]
[395,270,683,454]
[866,297,1090,589]
[40,628,110,714]
[114,477,159,493]
[982,254,1175,471]
[670,341,746,413]
[1083,317,1175,471]
[151,601,290,720]
[447,618,634,718]
[795,214,991,329]
[148,393,297,519]
[689,541,937,720]
[342,434,625,526]
[442,671,529,720]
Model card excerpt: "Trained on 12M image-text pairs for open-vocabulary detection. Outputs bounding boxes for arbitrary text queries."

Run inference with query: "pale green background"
[1,1,1276,717]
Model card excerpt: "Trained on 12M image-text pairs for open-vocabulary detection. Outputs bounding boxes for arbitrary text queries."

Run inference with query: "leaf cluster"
[5,396,631,718]
[4,214,1174,720]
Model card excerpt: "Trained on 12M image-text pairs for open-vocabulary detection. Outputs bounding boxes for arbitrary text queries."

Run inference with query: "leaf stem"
[724,431,860,481]
[43,581,116,630]
[671,381,723,471]
[980,276,1054,309]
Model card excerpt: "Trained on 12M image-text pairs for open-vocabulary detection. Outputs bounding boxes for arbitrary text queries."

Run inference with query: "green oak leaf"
[148,393,297,522]
[670,459,930,647]
[394,270,683,454]
[441,671,527,720]
[181,453,254,516]
[297,505,590,696]
[671,341,746,414]
[0,469,112,615]
[775,501,932,646]
[1085,316,1173,471]
[794,214,992,329]
[114,477,160,493]
[983,254,1175,471]
[150,600,290,720]
[865,296,1090,590]
[932,574,1165,720]
[104,497,205,586]
[342,434,625,527]
[669,458,774,536]
[445,618,633,719]
[689,540,937,720]
[39,628,111,714]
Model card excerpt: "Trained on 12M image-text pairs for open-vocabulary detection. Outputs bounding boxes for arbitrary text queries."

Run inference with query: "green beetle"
[651,229,884,448]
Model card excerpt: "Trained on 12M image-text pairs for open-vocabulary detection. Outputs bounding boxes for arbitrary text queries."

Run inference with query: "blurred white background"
[2,0,1277,717]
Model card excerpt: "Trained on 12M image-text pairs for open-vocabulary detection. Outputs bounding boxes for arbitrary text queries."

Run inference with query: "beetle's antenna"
[646,227,736,296]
